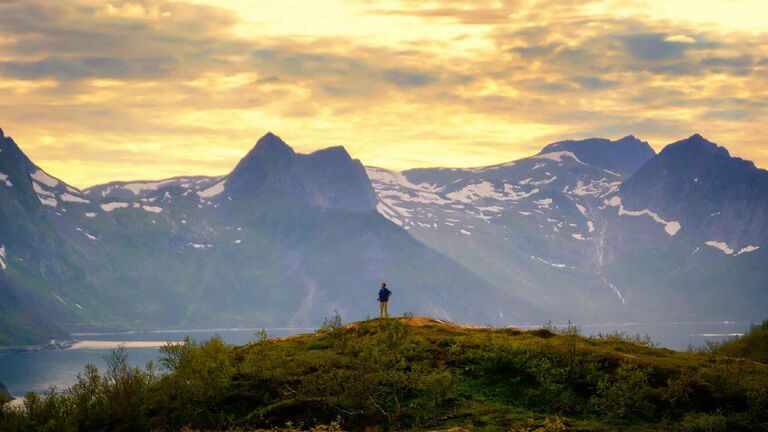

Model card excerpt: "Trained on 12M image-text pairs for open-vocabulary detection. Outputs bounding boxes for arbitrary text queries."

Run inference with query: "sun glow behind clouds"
[0,0,766,187]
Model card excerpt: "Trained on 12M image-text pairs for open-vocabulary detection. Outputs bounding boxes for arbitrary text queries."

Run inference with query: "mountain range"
[0,127,766,346]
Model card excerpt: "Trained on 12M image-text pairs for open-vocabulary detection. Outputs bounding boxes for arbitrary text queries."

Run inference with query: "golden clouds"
[0,0,766,187]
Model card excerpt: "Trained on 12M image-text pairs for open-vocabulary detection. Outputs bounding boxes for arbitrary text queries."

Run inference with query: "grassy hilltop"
[2,317,768,431]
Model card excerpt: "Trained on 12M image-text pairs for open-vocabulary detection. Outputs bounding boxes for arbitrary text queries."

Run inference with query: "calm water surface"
[0,321,752,398]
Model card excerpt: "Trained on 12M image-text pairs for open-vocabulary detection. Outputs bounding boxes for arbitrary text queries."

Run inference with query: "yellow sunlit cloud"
[0,0,766,188]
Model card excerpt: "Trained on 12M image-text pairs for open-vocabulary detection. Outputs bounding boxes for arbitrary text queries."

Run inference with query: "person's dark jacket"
[378,288,391,302]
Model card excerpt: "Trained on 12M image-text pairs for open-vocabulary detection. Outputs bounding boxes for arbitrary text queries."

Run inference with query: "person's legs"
[383,301,389,318]
[379,301,385,318]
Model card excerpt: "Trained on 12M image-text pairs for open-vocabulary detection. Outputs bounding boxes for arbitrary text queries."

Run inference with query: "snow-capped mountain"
[368,134,767,321]
[0,130,541,345]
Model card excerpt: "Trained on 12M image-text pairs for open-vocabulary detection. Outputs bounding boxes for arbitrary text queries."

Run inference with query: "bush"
[0,346,157,432]
[152,336,235,430]
[591,331,658,348]
[317,311,343,334]
[591,362,653,423]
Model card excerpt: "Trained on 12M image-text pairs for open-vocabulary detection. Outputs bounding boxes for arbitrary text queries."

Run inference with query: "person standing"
[378,282,392,318]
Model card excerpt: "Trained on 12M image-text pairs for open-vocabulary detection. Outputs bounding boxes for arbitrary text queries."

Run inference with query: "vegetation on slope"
[2,317,768,431]
[700,320,768,364]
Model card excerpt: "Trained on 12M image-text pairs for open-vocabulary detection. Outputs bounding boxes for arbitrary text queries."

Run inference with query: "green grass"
[2,316,768,431]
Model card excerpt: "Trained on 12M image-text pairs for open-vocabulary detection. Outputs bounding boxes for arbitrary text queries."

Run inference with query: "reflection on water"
[0,321,753,398]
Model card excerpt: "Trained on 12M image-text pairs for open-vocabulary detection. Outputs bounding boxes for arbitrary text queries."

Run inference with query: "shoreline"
[0,339,75,356]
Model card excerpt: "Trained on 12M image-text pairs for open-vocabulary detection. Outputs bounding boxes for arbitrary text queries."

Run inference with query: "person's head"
[381,282,387,289]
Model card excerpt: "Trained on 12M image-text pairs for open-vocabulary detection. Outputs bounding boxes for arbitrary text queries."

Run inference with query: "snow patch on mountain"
[122,180,178,195]
[503,185,539,200]
[0,245,6,270]
[75,227,97,241]
[141,205,163,213]
[531,151,585,164]
[705,241,734,255]
[39,196,58,207]
[477,205,503,213]
[198,180,226,198]
[100,202,129,212]
[376,202,404,226]
[31,169,59,188]
[0,172,11,187]
[574,202,588,216]
[605,196,681,236]
[84,212,96,218]
[32,182,54,197]
[61,193,89,203]
[704,242,760,256]
[367,167,441,192]
[529,176,558,186]
[736,245,760,256]
[570,179,620,197]
[98,186,116,197]
[447,181,504,202]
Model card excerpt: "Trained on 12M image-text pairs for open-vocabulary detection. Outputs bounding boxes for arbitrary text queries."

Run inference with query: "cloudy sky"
[0,0,766,187]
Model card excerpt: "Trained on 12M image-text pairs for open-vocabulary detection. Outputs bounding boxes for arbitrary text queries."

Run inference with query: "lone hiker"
[378,282,392,318]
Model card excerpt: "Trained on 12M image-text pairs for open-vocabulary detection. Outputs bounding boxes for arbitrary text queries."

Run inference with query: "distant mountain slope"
[369,134,767,322]
[0,130,542,345]
[368,137,648,318]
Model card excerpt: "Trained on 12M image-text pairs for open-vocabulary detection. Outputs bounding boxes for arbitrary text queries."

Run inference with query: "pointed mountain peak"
[252,132,295,157]
[617,134,643,143]
[228,133,296,184]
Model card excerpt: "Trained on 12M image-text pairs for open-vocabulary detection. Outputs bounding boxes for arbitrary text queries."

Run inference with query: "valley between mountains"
[0,128,766,346]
